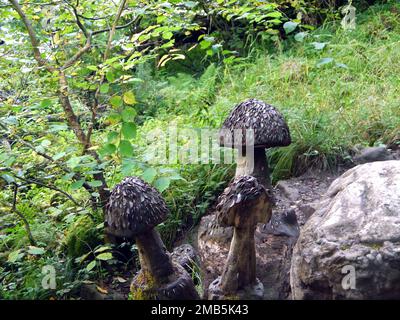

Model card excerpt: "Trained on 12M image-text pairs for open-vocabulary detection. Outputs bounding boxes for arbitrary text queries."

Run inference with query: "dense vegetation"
[1,0,398,299]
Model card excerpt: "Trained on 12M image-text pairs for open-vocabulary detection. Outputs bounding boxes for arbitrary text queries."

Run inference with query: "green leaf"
[154,177,170,193]
[1,174,15,184]
[48,123,68,132]
[312,42,327,50]
[106,70,116,82]
[119,140,133,157]
[71,179,85,190]
[294,32,307,42]
[53,152,66,161]
[27,246,45,255]
[142,167,157,183]
[101,143,117,156]
[110,95,123,108]
[8,250,23,263]
[94,246,111,254]
[86,260,96,271]
[107,132,119,143]
[121,122,137,139]
[41,139,51,147]
[121,159,136,177]
[87,180,103,187]
[100,83,109,94]
[121,107,137,122]
[162,31,173,40]
[96,252,113,261]
[62,173,75,181]
[316,57,334,67]
[336,62,349,69]
[123,91,136,105]
[265,11,282,18]
[283,21,298,34]
[40,99,52,108]
[200,40,212,50]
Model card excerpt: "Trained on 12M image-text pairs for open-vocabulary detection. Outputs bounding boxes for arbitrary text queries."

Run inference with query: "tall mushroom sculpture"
[208,175,274,300]
[106,176,199,300]
[219,98,291,189]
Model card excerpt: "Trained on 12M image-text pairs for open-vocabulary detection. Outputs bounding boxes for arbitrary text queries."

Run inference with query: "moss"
[130,270,157,300]
[62,215,102,259]
[364,242,383,250]
[224,294,240,300]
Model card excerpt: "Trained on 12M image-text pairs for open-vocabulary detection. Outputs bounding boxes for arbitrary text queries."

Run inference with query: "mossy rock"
[129,270,157,300]
[62,215,102,259]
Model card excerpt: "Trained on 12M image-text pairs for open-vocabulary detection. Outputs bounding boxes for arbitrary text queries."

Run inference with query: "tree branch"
[0,121,98,210]
[104,0,127,60]
[61,35,92,70]
[14,175,79,206]
[8,0,110,211]
[84,0,128,153]
[92,18,136,36]
[8,0,57,72]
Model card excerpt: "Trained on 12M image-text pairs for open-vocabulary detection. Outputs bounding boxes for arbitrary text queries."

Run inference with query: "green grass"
[138,1,400,183]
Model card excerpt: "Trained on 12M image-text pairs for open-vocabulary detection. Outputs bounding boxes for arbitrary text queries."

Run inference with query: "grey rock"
[262,209,299,239]
[353,146,394,164]
[276,180,300,201]
[171,244,198,272]
[298,203,318,221]
[291,160,400,300]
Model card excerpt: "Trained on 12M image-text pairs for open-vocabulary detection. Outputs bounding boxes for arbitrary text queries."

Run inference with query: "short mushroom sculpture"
[105,176,199,300]
[208,175,274,299]
[219,98,291,189]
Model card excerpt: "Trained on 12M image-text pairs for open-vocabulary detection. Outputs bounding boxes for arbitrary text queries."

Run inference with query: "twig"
[0,121,98,209]
[10,183,36,246]
[14,175,79,206]
[84,0,128,153]
[91,18,137,36]
[104,0,127,60]
[8,0,57,72]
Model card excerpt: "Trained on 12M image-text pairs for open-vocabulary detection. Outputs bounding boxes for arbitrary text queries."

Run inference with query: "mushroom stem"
[220,223,257,293]
[135,229,174,283]
[235,148,270,189]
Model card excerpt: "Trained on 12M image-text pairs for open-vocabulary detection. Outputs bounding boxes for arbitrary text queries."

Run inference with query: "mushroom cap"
[219,98,291,148]
[105,176,169,238]
[215,175,274,227]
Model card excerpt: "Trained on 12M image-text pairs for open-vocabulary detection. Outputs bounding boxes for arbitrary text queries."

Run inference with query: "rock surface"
[291,160,400,300]
[353,146,395,164]
[171,243,198,272]
[276,181,300,202]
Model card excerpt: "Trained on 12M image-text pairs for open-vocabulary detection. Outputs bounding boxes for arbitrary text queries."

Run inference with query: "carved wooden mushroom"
[219,98,291,189]
[208,175,274,299]
[105,176,199,300]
